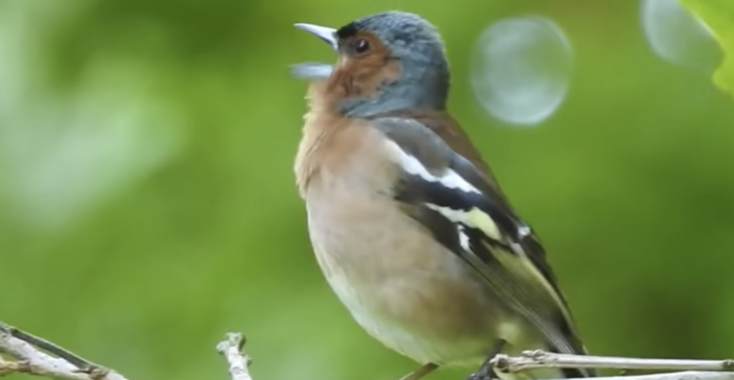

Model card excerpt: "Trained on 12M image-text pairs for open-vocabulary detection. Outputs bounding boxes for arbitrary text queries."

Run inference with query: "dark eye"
[354,38,370,54]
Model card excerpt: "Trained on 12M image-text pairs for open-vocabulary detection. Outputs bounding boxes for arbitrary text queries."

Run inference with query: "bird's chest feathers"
[304,184,498,364]
[297,123,416,343]
[295,110,394,194]
[294,112,508,365]
[297,121,397,274]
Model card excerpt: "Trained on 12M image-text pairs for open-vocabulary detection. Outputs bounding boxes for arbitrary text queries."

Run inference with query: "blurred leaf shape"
[0,0,186,231]
[679,0,734,96]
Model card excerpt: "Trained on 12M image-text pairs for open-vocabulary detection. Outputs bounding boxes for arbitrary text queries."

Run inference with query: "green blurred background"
[1,0,733,379]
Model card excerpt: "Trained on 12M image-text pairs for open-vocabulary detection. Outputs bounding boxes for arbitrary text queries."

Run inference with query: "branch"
[492,351,734,373]
[0,322,129,380]
[482,351,734,380]
[4,320,734,380]
[216,333,253,380]
[0,321,259,380]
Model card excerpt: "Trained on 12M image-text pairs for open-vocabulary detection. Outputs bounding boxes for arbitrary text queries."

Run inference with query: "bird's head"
[292,11,450,117]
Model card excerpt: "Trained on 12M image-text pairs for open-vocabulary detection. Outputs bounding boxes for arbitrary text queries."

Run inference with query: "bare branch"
[0,322,95,370]
[216,333,253,380]
[0,321,129,380]
[567,372,734,380]
[491,351,734,373]
[3,320,734,380]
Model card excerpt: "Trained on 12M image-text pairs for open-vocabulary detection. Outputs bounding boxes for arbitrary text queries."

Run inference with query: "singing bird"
[290,11,594,380]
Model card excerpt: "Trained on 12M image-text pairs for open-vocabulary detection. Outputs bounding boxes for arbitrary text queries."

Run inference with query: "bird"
[290,10,594,380]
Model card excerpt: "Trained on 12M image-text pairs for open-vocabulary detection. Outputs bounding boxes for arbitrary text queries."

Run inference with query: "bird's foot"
[465,358,496,380]
[466,338,506,380]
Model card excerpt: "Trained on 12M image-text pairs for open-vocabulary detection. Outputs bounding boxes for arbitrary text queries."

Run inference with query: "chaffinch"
[291,11,594,380]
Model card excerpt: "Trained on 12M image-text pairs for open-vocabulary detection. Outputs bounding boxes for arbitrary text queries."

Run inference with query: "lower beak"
[290,62,333,80]
[292,23,338,80]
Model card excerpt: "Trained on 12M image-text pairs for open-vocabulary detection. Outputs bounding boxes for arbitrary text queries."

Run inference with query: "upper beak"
[294,23,338,50]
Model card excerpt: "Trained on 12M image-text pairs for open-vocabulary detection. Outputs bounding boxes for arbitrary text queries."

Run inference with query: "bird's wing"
[371,117,593,377]
[369,109,511,202]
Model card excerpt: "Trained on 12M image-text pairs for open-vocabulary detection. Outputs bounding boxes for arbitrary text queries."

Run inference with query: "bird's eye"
[354,39,370,54]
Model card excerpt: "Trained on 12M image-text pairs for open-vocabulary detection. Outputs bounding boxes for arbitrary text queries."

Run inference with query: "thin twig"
[216,333,253,380]
[491,350,734,373]
[0,322,97,371]
[562,372,734,380]
[0,321,128,380]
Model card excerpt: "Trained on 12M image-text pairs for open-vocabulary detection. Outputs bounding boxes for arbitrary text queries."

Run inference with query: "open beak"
[291,23,338,80]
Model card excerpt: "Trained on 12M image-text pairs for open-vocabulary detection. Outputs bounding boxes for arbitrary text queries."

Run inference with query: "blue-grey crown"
[341,11,446,65]
[338,11,451,116]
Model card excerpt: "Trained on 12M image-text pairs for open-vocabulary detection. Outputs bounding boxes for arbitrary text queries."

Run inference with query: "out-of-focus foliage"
[1,1,733,380]
[680,0,734,96]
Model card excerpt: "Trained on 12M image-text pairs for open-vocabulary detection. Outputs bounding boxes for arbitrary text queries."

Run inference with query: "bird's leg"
[466,339,506,380]
[398,363,439,380]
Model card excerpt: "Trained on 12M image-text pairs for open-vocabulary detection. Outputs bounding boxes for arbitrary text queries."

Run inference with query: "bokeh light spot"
[640,0,720,70]
[470,16,573,127]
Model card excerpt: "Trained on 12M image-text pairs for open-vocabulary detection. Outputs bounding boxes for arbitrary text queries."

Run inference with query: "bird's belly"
[305,194,514,366]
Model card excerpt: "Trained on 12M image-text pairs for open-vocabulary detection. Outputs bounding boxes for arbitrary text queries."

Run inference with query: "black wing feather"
[376,117,594,378]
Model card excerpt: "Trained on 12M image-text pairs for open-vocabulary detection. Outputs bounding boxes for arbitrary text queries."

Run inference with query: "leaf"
[679,0,734,96]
